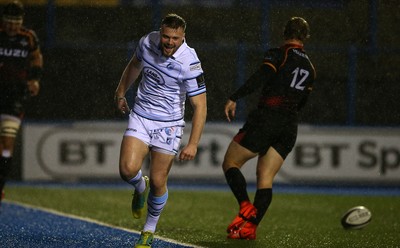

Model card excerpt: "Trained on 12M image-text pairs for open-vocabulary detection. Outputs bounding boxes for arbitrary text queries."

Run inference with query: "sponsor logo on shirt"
[143,67,165,85]
[190,63,202,71]
[0,48,29,58]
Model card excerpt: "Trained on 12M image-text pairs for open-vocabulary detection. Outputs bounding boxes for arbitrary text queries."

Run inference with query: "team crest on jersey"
[143,67,165,85]
[166,63,175,70]
[164,127,174,136]
[20,39,28,47]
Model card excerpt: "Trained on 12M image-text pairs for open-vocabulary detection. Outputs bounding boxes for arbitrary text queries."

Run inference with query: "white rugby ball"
[341,206,372,229]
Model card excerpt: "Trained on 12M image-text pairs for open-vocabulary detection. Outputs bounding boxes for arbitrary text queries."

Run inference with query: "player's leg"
[0,136,14,204]
[134,123,181,248]
[134,151,174,248]
[0,115,21,205]
[119,135,150,219]
[0,136,16,180]
[223,140,257,204]
[253,147,284,223]
[119,112,152,219]
[119,135,149,181]
[142,150,174,233]
[227,147,284,240]
[222,141,258,236]
[251,126,297,226]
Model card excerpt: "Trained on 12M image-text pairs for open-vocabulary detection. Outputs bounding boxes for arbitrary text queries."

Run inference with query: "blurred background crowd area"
[1,0,399,126]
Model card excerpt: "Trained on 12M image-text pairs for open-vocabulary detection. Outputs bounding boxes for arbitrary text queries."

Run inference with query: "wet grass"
[5,186,400,248]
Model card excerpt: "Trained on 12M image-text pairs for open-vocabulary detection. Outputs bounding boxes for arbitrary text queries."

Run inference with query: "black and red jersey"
[0,25,40,84]
[230,43,316,114]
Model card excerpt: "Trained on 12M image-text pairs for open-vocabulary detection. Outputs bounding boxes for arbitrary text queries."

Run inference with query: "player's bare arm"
[179,93,207,161]
[27,48,43,96]
[115,54,142,114]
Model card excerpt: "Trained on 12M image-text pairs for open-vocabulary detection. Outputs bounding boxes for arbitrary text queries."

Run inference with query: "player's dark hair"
[2,0,24,20]
[283,17,310,42]
[161,13,186,32]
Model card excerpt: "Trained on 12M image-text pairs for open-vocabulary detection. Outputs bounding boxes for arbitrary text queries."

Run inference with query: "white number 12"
[290,67,309,90]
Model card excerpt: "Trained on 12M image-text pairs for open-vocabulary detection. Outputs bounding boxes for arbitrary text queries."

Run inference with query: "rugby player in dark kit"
[222,17,316,240]
[0,1,43,206]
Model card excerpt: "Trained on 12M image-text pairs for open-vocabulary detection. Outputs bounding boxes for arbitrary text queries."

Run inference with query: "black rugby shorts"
[233,110,297,159]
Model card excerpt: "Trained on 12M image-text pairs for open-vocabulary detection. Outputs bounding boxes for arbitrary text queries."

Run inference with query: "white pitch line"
[6,200,205,248]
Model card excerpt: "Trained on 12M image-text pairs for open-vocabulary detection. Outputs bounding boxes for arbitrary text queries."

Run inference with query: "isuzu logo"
[0,48,28,58]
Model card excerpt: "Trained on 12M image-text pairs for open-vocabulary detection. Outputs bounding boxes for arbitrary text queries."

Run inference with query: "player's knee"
[119,162,140,182]
[148,171,166,189]
[222,158,241,173]
[149,179,167,195]
[222,159,231,172]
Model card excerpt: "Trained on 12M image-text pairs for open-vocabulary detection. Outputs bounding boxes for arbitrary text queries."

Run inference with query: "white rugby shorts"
[124,111,185,155]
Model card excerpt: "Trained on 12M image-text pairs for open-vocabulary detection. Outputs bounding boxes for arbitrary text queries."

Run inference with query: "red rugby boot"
[227,201,257,233]
[227,220,257,240]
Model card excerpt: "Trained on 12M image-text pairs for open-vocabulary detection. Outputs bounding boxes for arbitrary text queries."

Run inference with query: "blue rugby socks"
[143,190,168,232]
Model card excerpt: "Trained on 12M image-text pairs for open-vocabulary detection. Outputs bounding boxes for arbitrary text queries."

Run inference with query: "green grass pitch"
[4,186,400,248]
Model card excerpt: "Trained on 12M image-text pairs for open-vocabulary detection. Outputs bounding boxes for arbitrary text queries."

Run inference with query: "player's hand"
[178,143,197,161]
[224,99,236,122]
[27,80,40,96]
[115,96,130,115]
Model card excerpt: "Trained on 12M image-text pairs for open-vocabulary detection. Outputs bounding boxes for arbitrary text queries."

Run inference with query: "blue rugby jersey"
[133,31,206,122]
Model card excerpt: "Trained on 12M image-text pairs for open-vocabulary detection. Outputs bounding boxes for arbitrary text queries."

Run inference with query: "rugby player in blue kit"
[114,13,207,248]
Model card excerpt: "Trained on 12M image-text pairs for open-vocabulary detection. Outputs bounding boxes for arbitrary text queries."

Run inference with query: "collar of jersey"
[283,42,303,49]
[168,39,187,60]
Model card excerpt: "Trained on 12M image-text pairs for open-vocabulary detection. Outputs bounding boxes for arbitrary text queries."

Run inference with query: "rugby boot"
[227,200,257,233]
[134,231,154,248]
[227,220,257,240]
[131,176,150,219]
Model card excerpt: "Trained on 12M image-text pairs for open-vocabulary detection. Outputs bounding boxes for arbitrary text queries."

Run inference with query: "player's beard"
[162,44,176,57]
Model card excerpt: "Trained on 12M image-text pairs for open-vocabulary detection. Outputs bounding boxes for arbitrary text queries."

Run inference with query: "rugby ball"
[341,206,372,229]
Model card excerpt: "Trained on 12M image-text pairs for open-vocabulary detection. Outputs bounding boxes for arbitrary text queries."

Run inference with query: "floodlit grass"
[5,186,400,248]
